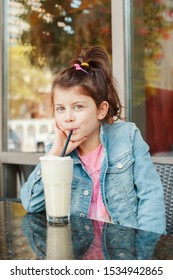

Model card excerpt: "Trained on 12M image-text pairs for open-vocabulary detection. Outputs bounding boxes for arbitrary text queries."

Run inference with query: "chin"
[72,134,83,142]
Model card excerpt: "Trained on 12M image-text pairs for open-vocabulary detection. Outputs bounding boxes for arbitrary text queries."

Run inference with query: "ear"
[97,101,109,120]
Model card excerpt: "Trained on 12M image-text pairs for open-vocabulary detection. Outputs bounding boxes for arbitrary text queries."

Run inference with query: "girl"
[21,46,166,234]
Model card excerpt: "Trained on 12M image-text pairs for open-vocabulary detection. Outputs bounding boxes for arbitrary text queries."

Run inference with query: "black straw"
[61,130,73,157]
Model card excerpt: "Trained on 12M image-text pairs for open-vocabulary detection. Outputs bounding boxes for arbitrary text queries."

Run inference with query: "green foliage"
[18,0,112,73]
[135,0,173,83]
[8,45,52,118]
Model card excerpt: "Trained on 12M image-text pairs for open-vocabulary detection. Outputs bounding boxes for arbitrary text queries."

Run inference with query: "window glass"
[6,0,112,152]
[129,0,173,156]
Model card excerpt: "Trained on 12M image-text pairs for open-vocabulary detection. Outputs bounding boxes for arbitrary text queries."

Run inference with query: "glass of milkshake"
[39,155,73,224]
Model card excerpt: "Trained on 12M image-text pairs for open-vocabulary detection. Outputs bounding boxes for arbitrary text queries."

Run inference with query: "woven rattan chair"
[152,157,173,236]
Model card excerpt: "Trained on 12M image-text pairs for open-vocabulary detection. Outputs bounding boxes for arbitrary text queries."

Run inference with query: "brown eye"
[74,105,83,110]
[56,107,65,112]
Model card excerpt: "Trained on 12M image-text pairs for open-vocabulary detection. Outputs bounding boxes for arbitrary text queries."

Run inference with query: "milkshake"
[39,155,73,224]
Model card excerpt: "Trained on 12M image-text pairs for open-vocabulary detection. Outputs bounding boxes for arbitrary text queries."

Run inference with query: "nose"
[65,110,74,122]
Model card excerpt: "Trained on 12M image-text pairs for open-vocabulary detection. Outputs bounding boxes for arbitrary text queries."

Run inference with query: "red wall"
[146,87,173,155]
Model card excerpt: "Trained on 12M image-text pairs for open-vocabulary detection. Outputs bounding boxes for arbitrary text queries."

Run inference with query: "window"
[126,0,173,156]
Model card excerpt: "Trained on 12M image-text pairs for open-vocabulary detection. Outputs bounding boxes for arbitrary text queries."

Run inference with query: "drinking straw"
[61,130,73,157]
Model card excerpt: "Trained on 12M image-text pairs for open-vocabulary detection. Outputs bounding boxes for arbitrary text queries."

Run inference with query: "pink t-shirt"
[79,144,110,223]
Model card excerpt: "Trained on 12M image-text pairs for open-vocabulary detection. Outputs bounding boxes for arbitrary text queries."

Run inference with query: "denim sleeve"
[130,124,166,234]
[20,162,45,213]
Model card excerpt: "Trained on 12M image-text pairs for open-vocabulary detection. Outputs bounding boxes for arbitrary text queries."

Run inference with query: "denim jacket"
[20,122,166,234]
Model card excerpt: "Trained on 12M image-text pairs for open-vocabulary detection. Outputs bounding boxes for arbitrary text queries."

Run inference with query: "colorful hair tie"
[81,62,89,67]
[74,63,88,74]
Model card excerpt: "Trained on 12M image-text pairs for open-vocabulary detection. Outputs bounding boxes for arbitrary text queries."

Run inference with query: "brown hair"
[51,46,123,123]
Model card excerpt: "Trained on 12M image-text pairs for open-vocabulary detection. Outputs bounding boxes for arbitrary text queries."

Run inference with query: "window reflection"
[130,0,173,156]
[6,0,112,152]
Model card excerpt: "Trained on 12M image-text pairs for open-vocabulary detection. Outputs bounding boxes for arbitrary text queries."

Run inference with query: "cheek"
[55,115,63,127]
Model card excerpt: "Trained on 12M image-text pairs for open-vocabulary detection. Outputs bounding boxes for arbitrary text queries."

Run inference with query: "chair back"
[152,157,173,236]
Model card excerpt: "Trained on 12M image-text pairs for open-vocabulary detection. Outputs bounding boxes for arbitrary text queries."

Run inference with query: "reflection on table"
[0,201,173,260]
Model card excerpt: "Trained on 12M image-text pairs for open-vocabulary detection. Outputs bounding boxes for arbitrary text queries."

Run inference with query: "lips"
[72,129,78,134]
[67,128,78,134]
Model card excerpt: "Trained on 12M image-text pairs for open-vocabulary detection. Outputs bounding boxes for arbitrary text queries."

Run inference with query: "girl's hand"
[47,123,86,156]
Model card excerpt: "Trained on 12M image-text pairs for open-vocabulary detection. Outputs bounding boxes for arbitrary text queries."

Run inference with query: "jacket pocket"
[106,152,134,193]
[108,152,134,173]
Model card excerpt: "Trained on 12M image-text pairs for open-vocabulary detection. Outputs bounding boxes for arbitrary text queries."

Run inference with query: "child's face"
[53,86,108,144]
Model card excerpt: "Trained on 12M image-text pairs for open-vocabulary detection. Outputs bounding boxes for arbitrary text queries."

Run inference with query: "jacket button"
[83,190,89,196]
[117,163,123,169]
[80,213,85,217]
[119,252,125,258]
[84,225,90,231]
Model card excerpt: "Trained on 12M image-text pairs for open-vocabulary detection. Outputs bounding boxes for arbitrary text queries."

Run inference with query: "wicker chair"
[152,157,173,236]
